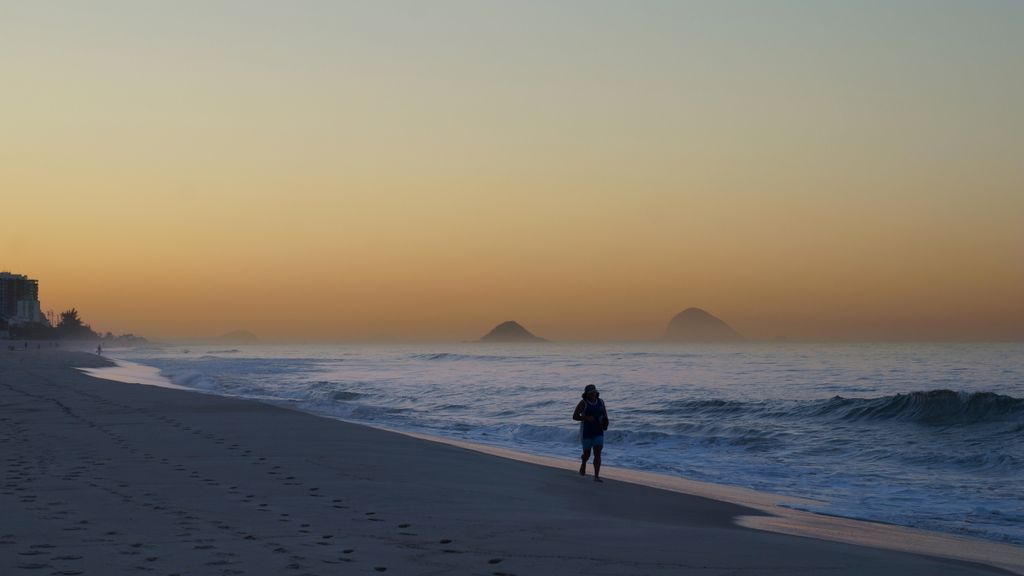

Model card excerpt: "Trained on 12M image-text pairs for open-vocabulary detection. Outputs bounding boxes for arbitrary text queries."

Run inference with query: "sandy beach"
[1,349,1018,575]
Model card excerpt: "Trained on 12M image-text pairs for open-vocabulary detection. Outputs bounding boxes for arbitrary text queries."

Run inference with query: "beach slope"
[0,350,1013,575]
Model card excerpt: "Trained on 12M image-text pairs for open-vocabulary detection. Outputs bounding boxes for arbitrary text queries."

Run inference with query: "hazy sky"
[2,1,1022,341]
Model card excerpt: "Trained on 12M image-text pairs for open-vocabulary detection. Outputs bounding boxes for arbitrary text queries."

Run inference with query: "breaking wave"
[660,390,1023,427]
[809,390,1024,425]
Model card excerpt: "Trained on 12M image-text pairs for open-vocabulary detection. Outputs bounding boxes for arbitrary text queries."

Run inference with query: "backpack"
[595,399,610,430]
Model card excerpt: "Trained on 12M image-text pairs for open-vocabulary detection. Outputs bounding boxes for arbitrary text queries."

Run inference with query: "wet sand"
[1,349,1017,575]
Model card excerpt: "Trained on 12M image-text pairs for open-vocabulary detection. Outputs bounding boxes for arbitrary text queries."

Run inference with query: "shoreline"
[400,431,1024,575]
[2,349,1020,575]
[86,355,1024,574]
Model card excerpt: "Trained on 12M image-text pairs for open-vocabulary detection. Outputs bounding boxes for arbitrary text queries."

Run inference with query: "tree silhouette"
[56,308,98,339]
[59,308,84,330]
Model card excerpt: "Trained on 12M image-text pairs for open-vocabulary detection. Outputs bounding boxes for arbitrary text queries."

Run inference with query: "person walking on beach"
[573,384,608,482]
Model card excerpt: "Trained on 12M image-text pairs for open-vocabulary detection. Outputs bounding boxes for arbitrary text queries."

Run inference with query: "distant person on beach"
[96,343,102,356]
[573,384,609,482]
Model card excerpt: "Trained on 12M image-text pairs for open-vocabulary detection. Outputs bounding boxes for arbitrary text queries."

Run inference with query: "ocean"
[104,342,1024,545]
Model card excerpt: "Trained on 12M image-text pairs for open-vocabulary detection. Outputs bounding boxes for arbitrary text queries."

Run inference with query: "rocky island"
[663,308,743,343]
[479,321,547,343]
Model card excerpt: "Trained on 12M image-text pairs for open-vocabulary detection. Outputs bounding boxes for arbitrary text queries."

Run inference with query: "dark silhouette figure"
[573,384,609,482]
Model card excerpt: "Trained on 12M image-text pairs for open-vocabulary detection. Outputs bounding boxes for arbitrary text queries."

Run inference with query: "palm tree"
[58,308,84,330]
[56,308,97,339]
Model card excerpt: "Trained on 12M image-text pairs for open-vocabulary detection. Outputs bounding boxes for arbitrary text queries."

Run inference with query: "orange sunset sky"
[2,2,1022,342]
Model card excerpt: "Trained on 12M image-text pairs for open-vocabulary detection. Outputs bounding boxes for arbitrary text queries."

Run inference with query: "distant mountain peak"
[480,320,547,343]
[664,308,743,342]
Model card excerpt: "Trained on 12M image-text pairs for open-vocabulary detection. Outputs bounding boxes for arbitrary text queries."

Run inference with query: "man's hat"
[582,384,600,398]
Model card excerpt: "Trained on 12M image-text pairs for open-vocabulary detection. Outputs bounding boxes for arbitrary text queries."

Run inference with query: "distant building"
[0,272,45,325]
